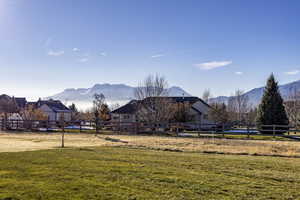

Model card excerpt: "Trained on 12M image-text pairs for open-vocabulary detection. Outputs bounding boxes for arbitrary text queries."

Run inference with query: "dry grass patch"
[1,132,300,157]
[106,135,300,157]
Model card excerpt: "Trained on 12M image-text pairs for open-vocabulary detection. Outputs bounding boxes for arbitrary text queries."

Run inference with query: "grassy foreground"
[0,147,300,200]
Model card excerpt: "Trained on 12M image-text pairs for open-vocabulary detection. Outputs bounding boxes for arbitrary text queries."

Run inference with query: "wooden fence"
[0,119,299,137]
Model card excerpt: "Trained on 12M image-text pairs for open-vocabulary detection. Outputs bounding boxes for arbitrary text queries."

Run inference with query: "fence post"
[198,123,201,138]
[61,119,65,148]
[46,120,49,132]
[119,117,121,133]
[213,124,216,135]
[61,131,65,148]
[247,124,250,139]
[95,118,99,135]
[135,122,138,134]
[1,118,4,130]
[79,121,82,133]
[273,124,275,138]
[222,124,225,137]
[3,117,7,130]
[61,116,65,148]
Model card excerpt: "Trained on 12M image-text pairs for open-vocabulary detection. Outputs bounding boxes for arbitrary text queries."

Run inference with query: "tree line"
[56,73,297,134]
[206,74,294,132]
[0,73,296,134]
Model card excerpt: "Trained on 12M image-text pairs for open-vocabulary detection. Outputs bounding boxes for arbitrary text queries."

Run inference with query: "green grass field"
[0,147,300,200]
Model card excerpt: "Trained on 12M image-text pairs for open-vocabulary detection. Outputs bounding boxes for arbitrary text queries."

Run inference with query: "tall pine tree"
[256,74,289,133]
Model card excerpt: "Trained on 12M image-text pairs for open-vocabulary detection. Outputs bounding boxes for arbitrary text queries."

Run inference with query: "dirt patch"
[1,132,300,157]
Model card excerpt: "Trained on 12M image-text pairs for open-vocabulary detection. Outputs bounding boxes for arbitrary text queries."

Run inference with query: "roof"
[111,100,138,114]
[0,94,12,102]
[143,96,210,107]
[37,99,71,112]
[191,106,202,114]
[112,96,210,114]
[15,98,27,108]
[173,96,210,108]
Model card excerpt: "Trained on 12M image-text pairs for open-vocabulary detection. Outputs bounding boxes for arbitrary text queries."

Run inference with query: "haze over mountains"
[47,83,191,109]
[47,79,300,109]
[211,79,300,106]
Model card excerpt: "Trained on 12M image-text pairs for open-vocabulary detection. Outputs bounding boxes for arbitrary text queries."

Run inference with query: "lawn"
[0,147,300,200]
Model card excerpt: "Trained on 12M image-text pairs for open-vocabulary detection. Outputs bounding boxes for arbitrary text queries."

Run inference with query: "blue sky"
[1,0,300,100]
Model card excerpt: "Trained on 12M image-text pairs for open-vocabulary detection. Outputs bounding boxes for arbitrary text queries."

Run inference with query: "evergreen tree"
[256,74,289,133]
[68,103,80,121]
[68,103,78,113]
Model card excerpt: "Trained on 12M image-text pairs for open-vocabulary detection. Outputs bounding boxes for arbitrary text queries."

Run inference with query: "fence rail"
[1,119,299,138]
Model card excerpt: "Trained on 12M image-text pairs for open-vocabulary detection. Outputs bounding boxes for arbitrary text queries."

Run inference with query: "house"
[111,100,138,123]
[0,94,72,124]
[111,96,213,128]
[34,99,72,122]
[15,98,27,109]
[0,95,19,113]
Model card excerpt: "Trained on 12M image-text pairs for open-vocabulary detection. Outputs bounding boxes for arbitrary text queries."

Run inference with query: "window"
[122,115,131,119]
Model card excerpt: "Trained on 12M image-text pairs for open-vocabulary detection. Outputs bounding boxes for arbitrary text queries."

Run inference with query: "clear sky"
[1,0,300,100]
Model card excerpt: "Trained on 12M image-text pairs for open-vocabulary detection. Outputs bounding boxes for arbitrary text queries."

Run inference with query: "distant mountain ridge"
[47,83,191,104]
[211,80,300,106]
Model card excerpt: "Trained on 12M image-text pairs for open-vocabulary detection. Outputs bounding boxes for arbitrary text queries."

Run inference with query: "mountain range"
[47,79,300,109]
[47,83,191,109]
[210,79,300,106]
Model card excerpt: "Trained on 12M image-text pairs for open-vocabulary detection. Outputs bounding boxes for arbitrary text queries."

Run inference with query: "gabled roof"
[143,96,210,107]
[15,98,27,108]
[37,99,71,113]
[111,96,210,115]
[111,100,138,114]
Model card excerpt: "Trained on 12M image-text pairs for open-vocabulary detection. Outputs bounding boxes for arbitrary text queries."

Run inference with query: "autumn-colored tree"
[99,104,111,121]
[20,105,48,130]
[21,105,48,121]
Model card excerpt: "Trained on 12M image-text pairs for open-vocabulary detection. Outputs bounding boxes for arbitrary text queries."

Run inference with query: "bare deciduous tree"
[173,102,194,122]
[92,93,110,119]
[202,89,212,104]
[93,93,106,113]
[208,102,229,124]
[79,109,94,121]
[109,103,121,111]
[285,88,300,128]
[134,74,174,123]
[92,93,111,132]
[245,107,258,126]
[227,89,250,125]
